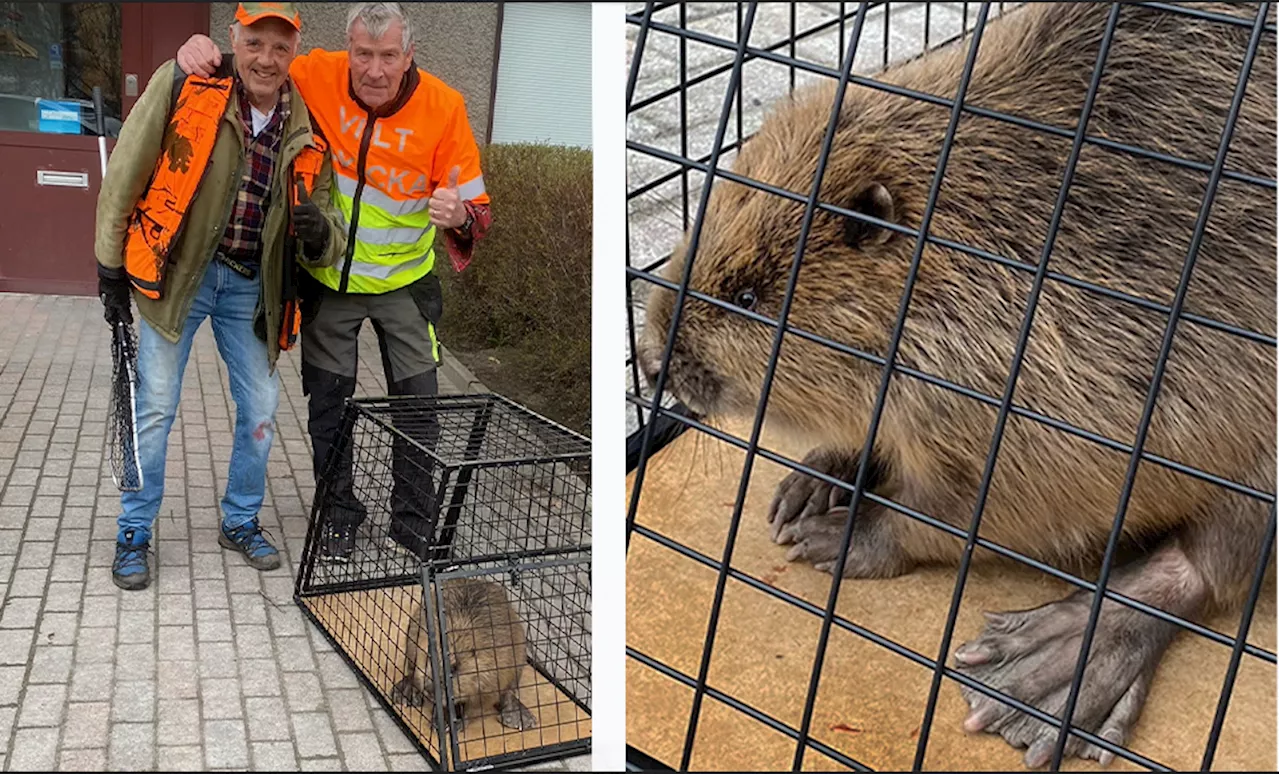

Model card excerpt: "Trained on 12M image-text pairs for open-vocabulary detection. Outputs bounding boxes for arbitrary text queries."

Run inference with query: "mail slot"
[36,170,90,189]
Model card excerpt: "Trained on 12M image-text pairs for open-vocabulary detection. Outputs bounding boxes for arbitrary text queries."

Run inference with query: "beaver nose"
[637,347,661,384]
[641,342,677,386]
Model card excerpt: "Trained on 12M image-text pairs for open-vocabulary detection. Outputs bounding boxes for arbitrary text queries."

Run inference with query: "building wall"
[490,3,591,148]
[209,2,498,145]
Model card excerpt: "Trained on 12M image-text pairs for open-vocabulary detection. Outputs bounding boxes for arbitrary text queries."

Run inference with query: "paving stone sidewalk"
[0,293,588,772]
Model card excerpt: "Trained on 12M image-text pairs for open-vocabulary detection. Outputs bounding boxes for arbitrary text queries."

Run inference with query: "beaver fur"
[638,2,1276,766]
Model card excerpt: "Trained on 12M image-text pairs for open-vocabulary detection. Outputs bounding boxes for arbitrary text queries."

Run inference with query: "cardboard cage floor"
[626,419,1276,772]
[301,585,591,767]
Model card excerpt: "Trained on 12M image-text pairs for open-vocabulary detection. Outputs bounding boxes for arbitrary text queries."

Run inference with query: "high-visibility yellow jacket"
[289,49,489,295]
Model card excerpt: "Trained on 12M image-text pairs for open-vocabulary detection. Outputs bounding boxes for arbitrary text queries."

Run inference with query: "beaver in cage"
[637,1,1276,768]
[391,577,538,733]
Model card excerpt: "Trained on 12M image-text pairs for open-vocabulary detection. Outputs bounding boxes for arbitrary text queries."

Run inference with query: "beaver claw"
[778,509,848,566]
[954,594,1169,768]
[499,691,538,730]
[768,447,862,542]
[391,675,429,707]
[774,504,909,579]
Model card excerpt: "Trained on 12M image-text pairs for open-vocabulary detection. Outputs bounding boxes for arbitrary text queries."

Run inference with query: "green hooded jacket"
[94,57,347,372]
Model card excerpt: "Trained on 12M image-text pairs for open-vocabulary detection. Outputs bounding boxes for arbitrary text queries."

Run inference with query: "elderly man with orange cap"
[95,2,346,590]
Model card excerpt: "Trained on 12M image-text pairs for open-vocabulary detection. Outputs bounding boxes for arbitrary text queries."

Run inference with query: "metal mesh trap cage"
[294,394,592,771]
[626,2,1276,771]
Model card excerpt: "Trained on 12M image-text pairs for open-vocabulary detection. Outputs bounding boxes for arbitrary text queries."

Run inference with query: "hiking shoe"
[388,518,431,562]
[112,529,151,591]
[320,522,356,563]
[218,519,281,571]
[319,492,366,563]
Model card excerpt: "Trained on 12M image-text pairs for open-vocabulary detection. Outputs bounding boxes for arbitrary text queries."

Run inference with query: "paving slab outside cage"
[294,394,592,771]
[626,1,1277,771]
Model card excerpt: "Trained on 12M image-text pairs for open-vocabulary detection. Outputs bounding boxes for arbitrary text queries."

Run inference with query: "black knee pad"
[301,361,357,481]
[302,362,356,424]
[389,368,438,398]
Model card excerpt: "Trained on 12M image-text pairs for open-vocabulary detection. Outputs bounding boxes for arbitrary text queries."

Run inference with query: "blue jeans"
[118,260,280,543]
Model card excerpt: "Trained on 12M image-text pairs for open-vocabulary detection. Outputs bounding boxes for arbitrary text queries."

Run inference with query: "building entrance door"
[0,2,208,296]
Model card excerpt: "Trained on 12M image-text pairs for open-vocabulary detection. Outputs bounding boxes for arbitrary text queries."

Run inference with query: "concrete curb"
[437,344,490,396]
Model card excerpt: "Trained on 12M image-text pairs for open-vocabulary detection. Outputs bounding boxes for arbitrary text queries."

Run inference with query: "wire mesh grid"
[295,395,591,770]
[624,2,1276,771]
[432,558,593,768]
[305,394,590,581]
[107,320,143,492]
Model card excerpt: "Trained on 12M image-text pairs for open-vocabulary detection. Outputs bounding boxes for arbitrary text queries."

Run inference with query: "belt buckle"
[216,251,256,280]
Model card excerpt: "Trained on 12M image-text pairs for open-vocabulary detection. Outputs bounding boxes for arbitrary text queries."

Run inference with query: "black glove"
[98,264,132,326]
[293,179,329,254]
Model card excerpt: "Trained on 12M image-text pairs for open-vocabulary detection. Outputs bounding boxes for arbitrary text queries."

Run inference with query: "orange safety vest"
[120,71,324,351]
[288,49,488,295]
[122,74,235,300]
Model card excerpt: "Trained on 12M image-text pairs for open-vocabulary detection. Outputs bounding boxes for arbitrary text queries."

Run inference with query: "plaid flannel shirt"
[218,78,292,263]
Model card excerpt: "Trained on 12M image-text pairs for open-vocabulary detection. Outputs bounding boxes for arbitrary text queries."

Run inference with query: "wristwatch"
[454,208,474,234]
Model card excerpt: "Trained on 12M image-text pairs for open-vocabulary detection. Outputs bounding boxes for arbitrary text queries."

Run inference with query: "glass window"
[0,2,121,137]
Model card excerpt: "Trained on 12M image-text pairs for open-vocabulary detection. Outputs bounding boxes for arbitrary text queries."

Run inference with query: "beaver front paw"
[954,595,1172,768]
[774,504,909,579]
[499,699,538,731]
[391,675,428,707]
[767,447,863,542]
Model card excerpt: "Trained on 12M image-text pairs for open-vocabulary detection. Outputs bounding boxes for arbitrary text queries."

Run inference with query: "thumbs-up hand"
[428,165,466,230]
[292,177,328,249]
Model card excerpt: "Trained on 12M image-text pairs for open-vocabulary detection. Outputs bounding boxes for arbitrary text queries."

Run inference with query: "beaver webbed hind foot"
[953,544,1206,768]
[390,675,429,708]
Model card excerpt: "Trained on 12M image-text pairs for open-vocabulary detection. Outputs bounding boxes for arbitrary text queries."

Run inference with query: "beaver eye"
[734,289,758,310]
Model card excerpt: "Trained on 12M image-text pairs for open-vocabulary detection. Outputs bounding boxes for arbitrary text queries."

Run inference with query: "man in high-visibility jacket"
[96,3,347,590]
[177,2,492,562]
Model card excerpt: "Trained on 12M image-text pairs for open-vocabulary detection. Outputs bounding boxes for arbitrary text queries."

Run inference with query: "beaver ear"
[843,183,896,248]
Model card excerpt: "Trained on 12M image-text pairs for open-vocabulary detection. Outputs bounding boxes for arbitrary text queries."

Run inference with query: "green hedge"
[437,142,592,436]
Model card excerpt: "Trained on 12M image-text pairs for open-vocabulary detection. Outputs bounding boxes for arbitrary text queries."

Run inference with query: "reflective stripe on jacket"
[288,49,489,295]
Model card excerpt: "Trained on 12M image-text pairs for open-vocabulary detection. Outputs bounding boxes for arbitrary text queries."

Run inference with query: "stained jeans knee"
[210,266,280,529]
[238,369,281,444]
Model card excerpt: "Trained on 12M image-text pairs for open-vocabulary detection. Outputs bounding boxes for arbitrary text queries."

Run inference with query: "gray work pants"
[298,270,444,554]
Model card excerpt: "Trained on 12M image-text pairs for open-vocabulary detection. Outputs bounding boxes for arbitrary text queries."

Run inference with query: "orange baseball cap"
[235,2,302,31]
